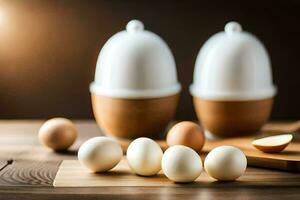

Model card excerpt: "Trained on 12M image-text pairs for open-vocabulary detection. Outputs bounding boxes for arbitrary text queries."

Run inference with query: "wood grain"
[54,158,300,187]
[0,160,12,172]
[0,160,60,186]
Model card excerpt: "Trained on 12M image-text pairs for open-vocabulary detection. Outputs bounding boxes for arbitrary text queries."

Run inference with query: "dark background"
[0,0,299,120]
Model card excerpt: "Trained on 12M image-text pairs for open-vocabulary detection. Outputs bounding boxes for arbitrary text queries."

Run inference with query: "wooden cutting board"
[53,158,300,187]
[201,137,300,171]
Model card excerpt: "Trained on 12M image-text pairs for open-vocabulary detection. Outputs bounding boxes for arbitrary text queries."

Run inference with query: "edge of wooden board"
[53,159,300,187]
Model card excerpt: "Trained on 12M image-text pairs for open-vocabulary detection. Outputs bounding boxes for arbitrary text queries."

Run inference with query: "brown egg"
[166,121,205,152]
[38,118,77,151]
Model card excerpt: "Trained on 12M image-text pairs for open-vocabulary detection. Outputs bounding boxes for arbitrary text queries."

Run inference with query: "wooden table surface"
[0,120,299,200]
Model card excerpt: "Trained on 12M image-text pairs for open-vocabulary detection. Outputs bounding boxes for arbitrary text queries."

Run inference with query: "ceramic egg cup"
[90,20,181,139]
[190,22,276,137]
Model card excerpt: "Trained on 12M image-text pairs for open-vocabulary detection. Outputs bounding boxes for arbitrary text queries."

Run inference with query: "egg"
[204,145,247,181]
[38,118,77,151]
[161,145,202,183]
[78,136,123,173]
[166,121,205,152]
[126,137,163,176]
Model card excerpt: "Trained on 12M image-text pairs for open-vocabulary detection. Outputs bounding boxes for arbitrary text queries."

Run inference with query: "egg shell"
[161,145,202,183]
[78,137,123,173]
[166,121,205,152]
[252,134,293,153]
[126,137,163,176]
[38,118,77,151]
[204,145,247,181]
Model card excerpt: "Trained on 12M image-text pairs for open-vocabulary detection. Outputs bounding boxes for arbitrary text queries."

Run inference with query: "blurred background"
[0,0,299,120]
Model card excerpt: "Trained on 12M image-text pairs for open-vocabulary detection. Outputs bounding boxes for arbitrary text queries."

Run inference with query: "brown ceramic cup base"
[193,97,273,137]
[91,93,180,139]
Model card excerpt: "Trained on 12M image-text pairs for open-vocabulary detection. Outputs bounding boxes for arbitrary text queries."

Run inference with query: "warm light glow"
[0,7,6,26]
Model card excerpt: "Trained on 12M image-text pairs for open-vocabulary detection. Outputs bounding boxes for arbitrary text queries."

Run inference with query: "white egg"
[78,137,123,173]
[204,145,247,181]
[126,137,163,176]
[161,145,202,183]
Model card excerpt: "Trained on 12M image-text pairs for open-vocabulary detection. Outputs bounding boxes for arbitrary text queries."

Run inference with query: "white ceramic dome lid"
[190,22,277,101]
[90,20,181,99]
